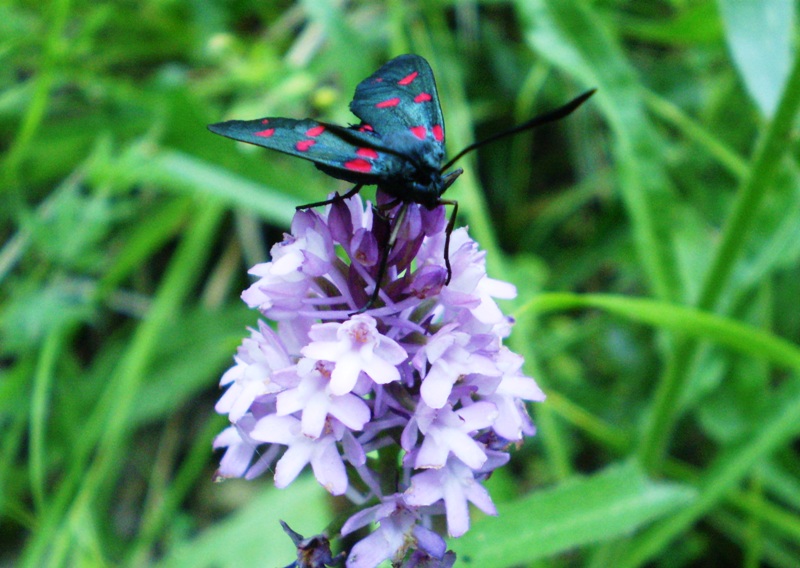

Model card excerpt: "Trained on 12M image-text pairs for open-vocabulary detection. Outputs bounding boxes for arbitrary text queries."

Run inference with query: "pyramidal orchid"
[213,192,544,567]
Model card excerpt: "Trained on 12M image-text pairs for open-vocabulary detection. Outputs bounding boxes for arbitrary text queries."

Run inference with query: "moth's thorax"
[380,135,446,208]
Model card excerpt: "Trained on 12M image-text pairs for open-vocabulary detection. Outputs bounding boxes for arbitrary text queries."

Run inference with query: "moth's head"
[401,166,461,209]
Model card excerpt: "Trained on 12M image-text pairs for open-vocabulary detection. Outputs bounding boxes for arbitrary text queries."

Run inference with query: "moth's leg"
[353,201,408,314]
[438,199,459,285]
[296,184,363,211]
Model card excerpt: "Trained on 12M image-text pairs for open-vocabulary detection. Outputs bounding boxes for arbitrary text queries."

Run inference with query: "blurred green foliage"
[2,0,800,566]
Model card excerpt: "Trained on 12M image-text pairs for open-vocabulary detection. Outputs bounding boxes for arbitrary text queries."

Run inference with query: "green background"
[3,1,800,566]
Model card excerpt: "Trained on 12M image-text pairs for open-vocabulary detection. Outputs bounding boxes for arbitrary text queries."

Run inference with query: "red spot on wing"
[255,129,275,137]
[261,119,270,124]
[432,124,444,142]
[410,125,426,140]
[373,77,384,83]
[357,148,379,159]
[376,97,401,108]
[359,124,374,132]
[414,92,432,103]
[344,159,372,173]
[296,139,315,152]
[306,125,325,137]
[398,71,418,85]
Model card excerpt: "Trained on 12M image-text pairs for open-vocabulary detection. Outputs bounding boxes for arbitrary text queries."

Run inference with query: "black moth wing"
[207,117,404,185]
[350,54,446,151]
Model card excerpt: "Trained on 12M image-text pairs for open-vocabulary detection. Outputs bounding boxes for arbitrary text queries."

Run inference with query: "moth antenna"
[440,89,596,173]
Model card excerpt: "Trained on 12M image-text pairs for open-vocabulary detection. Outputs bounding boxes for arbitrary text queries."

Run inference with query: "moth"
[209,54,594,311]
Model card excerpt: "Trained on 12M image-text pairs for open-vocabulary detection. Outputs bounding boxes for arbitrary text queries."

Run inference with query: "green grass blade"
[451,461,696,566]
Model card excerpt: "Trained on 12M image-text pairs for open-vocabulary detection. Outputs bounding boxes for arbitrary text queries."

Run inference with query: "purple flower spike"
[213,192,544,564]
